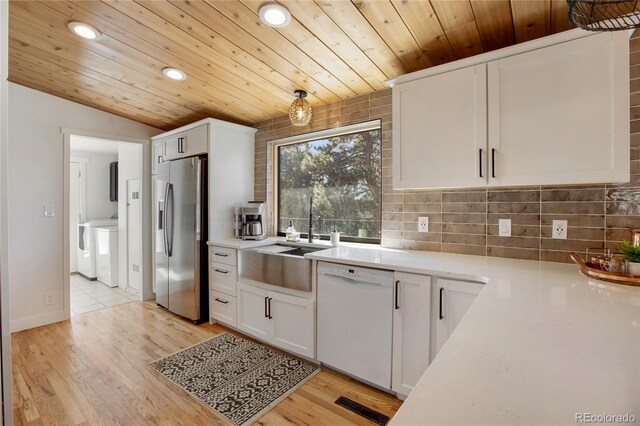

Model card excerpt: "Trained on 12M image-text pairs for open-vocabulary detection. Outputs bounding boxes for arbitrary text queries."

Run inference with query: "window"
[276,121,382,243]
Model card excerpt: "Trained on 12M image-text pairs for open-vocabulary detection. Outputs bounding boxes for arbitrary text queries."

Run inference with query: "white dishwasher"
[317,261,394,389]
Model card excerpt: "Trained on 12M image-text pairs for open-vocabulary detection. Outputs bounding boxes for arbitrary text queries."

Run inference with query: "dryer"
[77,219,117,280]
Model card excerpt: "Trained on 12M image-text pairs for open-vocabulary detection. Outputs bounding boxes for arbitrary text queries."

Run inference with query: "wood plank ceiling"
[8,0,575,130]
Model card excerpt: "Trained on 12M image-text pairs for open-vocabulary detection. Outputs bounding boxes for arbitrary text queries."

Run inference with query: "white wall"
[7,83,160,332]
[70,150,118,220]
[117,143,142,291]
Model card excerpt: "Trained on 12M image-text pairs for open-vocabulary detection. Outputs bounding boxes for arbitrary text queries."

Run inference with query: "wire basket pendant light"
[568,0,640,31]
[289,90,312,126]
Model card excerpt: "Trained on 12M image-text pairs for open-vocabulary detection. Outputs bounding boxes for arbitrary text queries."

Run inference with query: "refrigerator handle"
[158,204,163,230]
[162,183,170,257]
[195,158,202,242]
[167,183,174,257]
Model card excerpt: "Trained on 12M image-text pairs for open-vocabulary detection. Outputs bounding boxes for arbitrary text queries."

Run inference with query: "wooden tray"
[570,252,640,287]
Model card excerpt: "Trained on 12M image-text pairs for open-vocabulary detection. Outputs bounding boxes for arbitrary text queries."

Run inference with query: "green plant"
[617,240,640,263]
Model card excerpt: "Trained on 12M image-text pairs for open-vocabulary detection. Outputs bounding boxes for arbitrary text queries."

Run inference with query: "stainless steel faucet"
[308,195,314,243]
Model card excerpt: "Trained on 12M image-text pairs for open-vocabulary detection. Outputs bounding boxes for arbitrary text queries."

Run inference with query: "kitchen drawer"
[209,245,237,266]
[210,262,237,296]
[210,291,236,328]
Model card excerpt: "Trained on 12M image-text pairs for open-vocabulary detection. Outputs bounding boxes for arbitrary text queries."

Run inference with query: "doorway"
[68,135,144,316]
[69,159,87,273]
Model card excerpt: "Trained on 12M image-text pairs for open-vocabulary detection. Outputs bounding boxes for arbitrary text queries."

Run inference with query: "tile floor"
[70,274,139,316]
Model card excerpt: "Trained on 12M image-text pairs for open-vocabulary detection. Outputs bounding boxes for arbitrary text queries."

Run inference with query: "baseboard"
[11,310,67,333]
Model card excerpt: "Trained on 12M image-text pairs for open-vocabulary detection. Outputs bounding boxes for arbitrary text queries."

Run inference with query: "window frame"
[271,119,382,244]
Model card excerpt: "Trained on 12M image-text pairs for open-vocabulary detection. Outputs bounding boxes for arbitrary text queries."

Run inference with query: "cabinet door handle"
[491,148,496,178]
[439,287,444,320]
[268,298,273,319]
[214,252,229,257]
[214,268,228,274]
[394,280,400,310]
[214,298,228,304]
[157,155,162,164]
[479,148,483,178]
[264,296,268,318]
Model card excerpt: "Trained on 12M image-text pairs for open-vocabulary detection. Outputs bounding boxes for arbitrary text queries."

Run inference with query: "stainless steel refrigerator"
[155,155,208,323]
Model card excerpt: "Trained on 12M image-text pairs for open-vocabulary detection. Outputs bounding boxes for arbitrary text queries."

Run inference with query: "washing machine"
[77,219,118,280]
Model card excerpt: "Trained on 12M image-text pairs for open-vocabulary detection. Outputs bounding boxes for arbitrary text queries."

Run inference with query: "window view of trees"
[277,128,382,242]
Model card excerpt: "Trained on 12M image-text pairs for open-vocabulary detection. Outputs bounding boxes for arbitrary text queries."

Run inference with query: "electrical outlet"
[552,220,568,239]
[418,217,429,233]
[498,219,511,237]
[44,293,54,306]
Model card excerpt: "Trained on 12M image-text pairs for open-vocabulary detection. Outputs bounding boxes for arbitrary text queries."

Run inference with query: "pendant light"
[289,90,312,127]
[568,0,640,31]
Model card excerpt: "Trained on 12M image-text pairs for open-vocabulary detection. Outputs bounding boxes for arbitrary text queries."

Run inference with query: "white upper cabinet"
[161,124,209,162]
[163,134,183,161]
[487,32,629,186]
[151,139,163,175]
[393,65,487,189]
[181,124,208,157]
[150,118,255,241]
[391,31,630,189]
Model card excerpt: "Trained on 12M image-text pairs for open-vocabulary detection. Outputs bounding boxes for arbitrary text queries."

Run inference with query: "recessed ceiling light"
[162,67,187,81]
[259,3,291,28]
[67,21,102,40]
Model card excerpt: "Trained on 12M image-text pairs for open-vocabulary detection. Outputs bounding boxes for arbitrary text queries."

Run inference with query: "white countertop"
[207,237,373,250]
[207,237,280,249]
[306,246,640,425]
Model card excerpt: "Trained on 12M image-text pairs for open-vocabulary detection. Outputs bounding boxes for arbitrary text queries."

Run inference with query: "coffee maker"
[242,201,267,240]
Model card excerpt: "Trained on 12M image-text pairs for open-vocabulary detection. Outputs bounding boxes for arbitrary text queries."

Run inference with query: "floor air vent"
[335,396,390,425]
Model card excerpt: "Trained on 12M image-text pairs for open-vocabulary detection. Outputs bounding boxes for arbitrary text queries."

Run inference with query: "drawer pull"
[214,252,229,257]
[214,298,229,304]
[214,268,229,274]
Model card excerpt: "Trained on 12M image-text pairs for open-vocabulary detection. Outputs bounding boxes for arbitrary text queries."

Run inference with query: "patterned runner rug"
[150,333,320,425]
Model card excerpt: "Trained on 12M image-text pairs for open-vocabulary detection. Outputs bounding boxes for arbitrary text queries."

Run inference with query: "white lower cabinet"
[237,282,270,340]
[237,281,315,358]
[391,273,483,397]
[210,291,237,327]
[208,246,239,328]
[210,262,237,296]
[392,272,432,397]
[270,292,315,358]
[433,278,483,357]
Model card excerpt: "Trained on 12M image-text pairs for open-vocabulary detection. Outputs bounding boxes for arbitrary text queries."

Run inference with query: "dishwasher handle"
[321,272,385,286]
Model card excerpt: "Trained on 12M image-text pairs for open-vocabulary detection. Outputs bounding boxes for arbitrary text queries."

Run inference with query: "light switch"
[43,205,55,217]
[498,219,511,237]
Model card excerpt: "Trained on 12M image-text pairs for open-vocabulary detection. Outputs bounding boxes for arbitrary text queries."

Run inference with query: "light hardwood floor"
[12,301,402,425]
